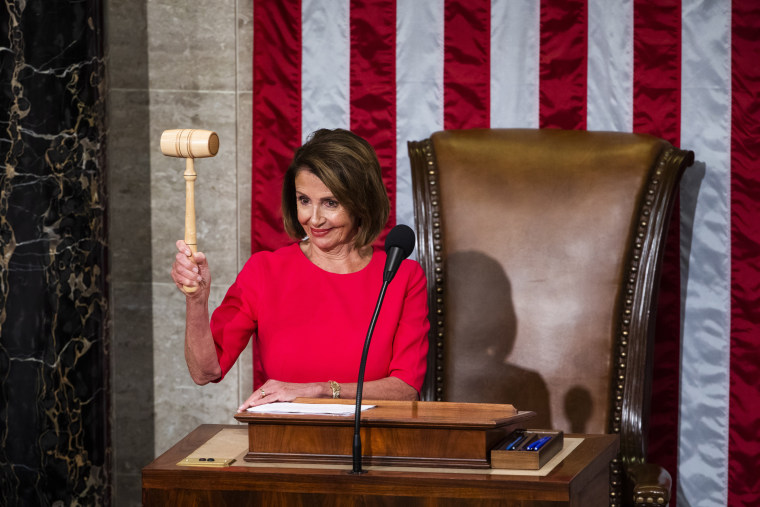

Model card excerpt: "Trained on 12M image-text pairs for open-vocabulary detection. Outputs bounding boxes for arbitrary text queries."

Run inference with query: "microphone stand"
[350,279,390,474]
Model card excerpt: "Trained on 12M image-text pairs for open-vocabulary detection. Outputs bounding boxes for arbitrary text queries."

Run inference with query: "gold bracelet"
[329,380,341,399]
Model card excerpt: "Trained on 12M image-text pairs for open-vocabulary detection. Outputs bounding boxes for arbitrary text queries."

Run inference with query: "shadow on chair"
[444,250,552,430]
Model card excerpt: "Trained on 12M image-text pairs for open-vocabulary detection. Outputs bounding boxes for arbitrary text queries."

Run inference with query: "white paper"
[246,402,375,416]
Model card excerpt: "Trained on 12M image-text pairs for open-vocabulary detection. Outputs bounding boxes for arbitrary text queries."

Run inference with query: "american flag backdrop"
[251,1,759,505]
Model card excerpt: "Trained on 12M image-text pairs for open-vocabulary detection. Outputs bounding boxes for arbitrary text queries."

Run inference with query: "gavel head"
[160,129,219,159]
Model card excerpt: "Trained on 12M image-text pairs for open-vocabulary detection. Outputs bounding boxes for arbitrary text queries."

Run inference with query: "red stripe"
[632,2,681,142]
[443,0,491,129]
[730,1,760,504]
[252,0,301,253]
[350,0,397,240]
[538,0,587,130]
[632,0,681,500]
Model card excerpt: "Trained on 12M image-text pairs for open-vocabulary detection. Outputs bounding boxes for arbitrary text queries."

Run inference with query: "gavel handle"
[184,158,198,293]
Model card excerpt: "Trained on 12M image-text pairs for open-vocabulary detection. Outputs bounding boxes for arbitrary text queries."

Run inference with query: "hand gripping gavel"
[160,129,219,292]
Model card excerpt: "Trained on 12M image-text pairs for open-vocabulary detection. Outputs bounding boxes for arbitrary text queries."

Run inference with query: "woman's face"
[295,168,358,252]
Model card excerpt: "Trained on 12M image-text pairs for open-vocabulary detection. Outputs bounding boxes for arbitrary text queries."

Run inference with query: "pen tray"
[490,429,564,470]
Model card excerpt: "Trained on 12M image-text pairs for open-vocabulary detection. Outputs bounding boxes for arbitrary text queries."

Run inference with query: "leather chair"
[408,129,694,507]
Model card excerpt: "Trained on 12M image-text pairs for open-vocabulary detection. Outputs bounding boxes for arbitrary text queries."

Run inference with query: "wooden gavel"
[160,128,219,292]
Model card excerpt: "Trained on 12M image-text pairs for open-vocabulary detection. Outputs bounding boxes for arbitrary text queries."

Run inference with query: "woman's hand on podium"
[237,380,332,412]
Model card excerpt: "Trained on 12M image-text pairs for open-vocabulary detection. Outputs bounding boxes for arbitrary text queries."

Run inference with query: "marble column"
[0,1,110,504]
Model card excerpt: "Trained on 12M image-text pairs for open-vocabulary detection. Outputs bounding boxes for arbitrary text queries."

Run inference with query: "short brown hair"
[281,129,390,248]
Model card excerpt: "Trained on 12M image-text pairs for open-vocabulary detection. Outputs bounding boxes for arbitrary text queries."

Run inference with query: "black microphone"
[382,224,416,283]
[351,224,416,474]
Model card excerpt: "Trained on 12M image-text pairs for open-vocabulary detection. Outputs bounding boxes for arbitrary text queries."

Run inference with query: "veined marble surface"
[0,0,110,504]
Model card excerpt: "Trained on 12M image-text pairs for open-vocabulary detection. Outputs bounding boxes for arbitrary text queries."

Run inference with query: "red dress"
[210,243,430,393]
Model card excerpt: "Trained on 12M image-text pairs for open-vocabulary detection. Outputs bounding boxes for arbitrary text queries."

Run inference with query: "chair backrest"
[408,129,693,463]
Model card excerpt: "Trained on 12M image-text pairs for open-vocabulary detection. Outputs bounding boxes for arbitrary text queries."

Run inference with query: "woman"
[171,128,430,412]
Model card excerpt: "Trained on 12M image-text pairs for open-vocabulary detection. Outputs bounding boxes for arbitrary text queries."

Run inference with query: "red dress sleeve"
[386,260,430,394]
[209,256,259,381]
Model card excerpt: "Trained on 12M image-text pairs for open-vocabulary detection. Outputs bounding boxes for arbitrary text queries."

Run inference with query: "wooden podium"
[233,399,534,469]
[143,400,619,506]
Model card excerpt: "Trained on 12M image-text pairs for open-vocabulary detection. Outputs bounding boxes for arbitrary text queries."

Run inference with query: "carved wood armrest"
[627,462,672,506]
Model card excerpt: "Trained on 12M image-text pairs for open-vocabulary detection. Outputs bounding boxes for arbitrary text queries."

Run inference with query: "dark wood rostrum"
[233,398,535,468]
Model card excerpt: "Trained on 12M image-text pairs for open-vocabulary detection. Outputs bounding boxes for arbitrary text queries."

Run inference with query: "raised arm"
[171,240,222,384]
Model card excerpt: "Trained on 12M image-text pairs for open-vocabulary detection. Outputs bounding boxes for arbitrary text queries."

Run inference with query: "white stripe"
[490,0,539,128]
[586,0,633,132]
[301,0,350,141]
[396,0,444,241]
[678,0,732,505]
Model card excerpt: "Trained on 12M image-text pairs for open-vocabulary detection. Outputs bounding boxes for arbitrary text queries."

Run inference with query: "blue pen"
[505,433,526,450]
[527,436,551,451]
[532,437,552,451]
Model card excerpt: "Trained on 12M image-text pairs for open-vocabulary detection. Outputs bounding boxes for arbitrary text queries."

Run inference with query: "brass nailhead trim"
[423,141,445,401]
[609,454,623,506]
[612,154,668,434]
